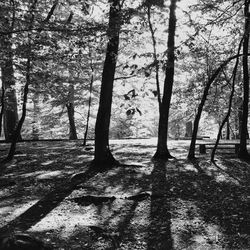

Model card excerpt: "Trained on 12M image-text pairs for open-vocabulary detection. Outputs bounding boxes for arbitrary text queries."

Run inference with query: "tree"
[238,0,250,159]
[146,4,161,109]
[0,82,4,138]
[211,38,243,162]
[66,83,78,140]
[92,0,123,166]
[3,0,36,162]
[0,1,20,142]
[153,0,177,160]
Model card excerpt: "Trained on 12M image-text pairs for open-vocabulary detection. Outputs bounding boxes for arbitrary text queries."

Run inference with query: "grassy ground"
[0,139,250,249]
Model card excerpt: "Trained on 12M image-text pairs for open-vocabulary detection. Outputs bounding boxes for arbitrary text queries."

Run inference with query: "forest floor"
[0,138,250,249]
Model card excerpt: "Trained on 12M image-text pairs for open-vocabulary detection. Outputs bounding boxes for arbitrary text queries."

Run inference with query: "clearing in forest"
[0,139,250,249]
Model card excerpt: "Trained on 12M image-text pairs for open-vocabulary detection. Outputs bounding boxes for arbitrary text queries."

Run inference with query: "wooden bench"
[197,141,240,154]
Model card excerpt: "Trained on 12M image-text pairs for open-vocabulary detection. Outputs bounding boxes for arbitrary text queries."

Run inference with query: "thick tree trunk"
[0,9,20,142]
[153,0,177,160]
[66,103,78,140]
[238,0,250,159]
[1,40,19,142]
[93,0,121,166]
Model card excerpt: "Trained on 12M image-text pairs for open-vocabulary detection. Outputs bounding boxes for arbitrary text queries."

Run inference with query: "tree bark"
[147,5,161,110]
[32,85,40,140]
[1,38,19,142]
[66,83,77,140]
[83,60,94,146]
[0,6,20,142]
[66,103,78,140]
[153,0,177,160]
[4,48,31,162]
[93,0,122,166]
[238,0,250,159]
[0,82,4,137]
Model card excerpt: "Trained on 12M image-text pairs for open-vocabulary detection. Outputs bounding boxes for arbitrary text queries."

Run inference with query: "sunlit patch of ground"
[0,139,250,249]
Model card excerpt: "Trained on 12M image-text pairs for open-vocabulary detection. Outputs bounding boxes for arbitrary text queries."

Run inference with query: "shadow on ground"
[0,140,250,249]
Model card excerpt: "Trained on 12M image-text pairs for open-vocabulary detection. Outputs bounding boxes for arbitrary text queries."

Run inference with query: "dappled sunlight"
[29,209,97,238]
[0,200,38,227]
[36,170,65,180]
[1,140,250,248]
[41,160,55,166]
[171,199,224,249]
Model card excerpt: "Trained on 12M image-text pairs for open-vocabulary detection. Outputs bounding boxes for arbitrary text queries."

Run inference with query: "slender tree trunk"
[0,82,4,137]
[187,54,247,159]
[32,85,40,140]
[153,0,177,160]
[226,120,230,140]
[67,84,77,140]
[66,103,78,140]
[238,0,250,159]
[211,38,242,162]
[93,0,122,166]
[83,64,94,146]
[147,5,161,110]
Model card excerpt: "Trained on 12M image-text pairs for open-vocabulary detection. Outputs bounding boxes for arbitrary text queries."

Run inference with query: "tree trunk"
[66,103,78,140]
[66,83,77,140]
[147,5,161,110]
[3,1,36,163]
[32,85,40,140]
[83,63,94,146]
[238,0,250,159]
[226,120,230,140]
[4,49,31,162]
[1,40,19,142]
[0,8,20,142]
[153,0,177,160]
[187,54,247,159]
[0,82,4,137]
[93,0,122,166]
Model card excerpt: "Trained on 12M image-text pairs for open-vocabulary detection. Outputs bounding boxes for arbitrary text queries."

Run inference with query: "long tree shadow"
[171,158,250,249]
[0,166,102,235]
[147,159,173,249]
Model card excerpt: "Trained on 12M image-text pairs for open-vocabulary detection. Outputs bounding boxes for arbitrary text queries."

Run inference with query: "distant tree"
[153,0,177,160]
[92,0,123,166]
